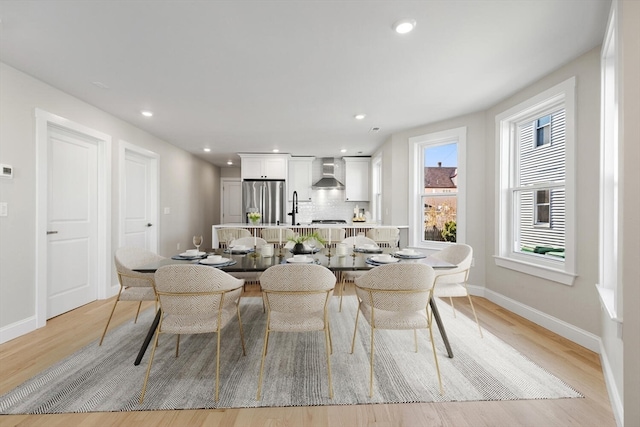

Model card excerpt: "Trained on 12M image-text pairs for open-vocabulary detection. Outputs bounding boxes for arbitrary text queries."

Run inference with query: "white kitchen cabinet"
[239,154,289,180]
[344,157,370,201]
[288,157,314,201]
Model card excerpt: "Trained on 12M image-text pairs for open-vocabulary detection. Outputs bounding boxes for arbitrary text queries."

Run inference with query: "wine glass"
[227,238,236,253]
[193,235,203,254]
[308,238,316,256]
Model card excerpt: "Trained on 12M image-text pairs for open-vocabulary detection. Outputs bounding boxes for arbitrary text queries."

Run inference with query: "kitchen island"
[212,223,408,248]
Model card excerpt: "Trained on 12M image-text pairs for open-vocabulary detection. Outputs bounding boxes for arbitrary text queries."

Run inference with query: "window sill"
[494,255,576,286]
[595,284,623,323]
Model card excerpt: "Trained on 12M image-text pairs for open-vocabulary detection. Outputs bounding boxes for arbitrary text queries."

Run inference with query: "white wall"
[0,62,220,334]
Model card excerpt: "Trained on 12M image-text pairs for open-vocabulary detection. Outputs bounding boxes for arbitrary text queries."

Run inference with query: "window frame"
[495,77,576,286]
[534,189,551,227]
[408,127,466,250]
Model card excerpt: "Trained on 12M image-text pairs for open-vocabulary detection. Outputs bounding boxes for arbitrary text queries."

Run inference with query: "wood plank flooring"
[0,284,616,426]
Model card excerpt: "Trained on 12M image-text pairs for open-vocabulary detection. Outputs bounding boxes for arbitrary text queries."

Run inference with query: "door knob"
[146,223,153,227]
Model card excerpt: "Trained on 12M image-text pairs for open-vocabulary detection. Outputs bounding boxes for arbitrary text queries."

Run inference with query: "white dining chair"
[431,244,482,337]
[351,263,443,397]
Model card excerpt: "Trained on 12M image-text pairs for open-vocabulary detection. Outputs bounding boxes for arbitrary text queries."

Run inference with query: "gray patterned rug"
[0,297,582,414]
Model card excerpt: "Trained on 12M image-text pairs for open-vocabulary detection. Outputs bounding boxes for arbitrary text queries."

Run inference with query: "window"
[597,6,621,322]
[495,77,576,285]
[409,127,466,249]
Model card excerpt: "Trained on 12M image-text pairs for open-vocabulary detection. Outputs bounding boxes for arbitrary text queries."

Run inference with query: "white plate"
[199,257,230,265]
[229,245,249,251]
[180,251,206,257]
[371,256,399,264]
[286,257,313,263]
[396,250,420,256]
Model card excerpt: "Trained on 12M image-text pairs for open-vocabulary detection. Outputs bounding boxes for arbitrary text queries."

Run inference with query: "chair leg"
[256,327,270,400]
[449,297,457,317]
[426,310,444,395]
[215,329,222,402]
[134,301,143,323]
[369,323,375,398]
[466,294,483,338]
[339,275,345,312]
[98,298,120,346]
[324,326,333,399]
[350,305,361,354]
[414,329,418,353]
[175,335,180,357]
[236,304,247,356]
[140,328,161,403]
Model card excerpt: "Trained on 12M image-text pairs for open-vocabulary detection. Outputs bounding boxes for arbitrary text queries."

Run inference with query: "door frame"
[35,109,112,328]
[118,140,159,260]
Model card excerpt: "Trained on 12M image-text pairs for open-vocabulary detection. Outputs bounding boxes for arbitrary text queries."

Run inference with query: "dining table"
[132,246,457,365]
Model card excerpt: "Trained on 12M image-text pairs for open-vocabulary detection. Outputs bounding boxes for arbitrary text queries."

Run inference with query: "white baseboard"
[598,340,624,427]
[0,315,38,345]
[467,285,600,353]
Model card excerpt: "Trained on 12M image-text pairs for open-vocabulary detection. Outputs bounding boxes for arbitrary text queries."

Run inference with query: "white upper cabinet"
[288,157,314,201]
[239,154,289,180]
[344,157,370,201]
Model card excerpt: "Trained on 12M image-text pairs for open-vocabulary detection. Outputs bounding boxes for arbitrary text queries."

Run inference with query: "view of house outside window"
[515,109,566,256]
[422,142,458,242]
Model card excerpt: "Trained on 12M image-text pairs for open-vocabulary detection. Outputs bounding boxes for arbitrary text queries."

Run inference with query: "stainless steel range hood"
[312,158,345,189]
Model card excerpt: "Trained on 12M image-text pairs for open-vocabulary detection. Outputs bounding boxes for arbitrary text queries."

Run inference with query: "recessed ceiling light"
[227,161,233,165]
[272,149,279,153]
[203,148,211,152]
[354,114,366,120]
[340,149,347,153]
[141,110,153,117]
[393,18,416,34]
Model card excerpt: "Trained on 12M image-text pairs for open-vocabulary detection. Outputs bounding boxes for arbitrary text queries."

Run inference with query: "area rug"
[0,297,582,414]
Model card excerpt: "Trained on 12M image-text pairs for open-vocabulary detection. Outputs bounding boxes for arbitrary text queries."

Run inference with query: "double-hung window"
[495,77,576,285]
[409,127,466,249]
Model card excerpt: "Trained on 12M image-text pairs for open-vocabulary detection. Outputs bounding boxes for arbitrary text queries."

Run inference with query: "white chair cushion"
[433,282,468,298]
[359,304,429,330]
[119,286,156,301]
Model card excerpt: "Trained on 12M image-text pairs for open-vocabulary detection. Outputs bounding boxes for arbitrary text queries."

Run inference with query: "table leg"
[134,308,162,366]
[429,298,453,358]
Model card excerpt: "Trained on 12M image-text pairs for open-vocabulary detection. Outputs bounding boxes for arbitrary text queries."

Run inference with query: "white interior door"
[222,178,242,223]
[47,126,98,318]
[122,145,158,251]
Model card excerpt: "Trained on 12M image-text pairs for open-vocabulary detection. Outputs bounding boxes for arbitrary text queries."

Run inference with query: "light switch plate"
[0,202,7,217]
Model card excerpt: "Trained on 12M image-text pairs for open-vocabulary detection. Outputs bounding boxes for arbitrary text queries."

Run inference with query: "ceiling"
[0,1,610,168]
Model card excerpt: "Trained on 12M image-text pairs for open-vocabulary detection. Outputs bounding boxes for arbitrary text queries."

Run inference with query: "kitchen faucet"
[288,190,299,225]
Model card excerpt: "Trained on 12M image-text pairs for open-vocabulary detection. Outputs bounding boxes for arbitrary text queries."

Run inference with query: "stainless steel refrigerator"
[241,180,286,224]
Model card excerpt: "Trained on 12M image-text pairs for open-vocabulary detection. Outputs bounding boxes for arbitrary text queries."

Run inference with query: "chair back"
[430,244,472,284]
[315,228,346,245]
[341,236,378,247]
[259,264,336,314]
[114,247,164,287]
[154,264,243,317]
[366,227,399,247]
[261,228,295,244]
[218,228,252,246]
[355,263,435,312]
[233,236,268,248]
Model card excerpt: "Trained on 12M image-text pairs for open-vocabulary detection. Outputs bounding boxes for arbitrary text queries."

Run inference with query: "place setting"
[353,243,383,254]
[284,254,320,264]
[393,248,426,259]
[197,254,236,268]
[224,239,255,255]
[365,253,400,266]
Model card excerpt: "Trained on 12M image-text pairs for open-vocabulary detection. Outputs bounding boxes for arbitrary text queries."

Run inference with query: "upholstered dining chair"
[366,227,400,248]
[430,244,482,337]
[228,236,268,290]
[99,247,165,346]
[336,236,379,312]
[139,264,245,403]
[217,228,251,248]
[315,228,346,247]
[351,263,443,397]
[257,264,336,400]
[260,227,295,248]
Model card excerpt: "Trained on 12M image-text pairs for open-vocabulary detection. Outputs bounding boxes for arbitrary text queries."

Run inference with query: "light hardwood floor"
[0,285,616,427]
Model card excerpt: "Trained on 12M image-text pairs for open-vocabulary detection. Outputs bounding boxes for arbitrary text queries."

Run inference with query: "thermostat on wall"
[1,164,13,179]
